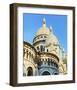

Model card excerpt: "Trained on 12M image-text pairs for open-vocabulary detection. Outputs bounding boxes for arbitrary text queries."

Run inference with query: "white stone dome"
[35,18,59,47]
[36,27,50,36]
[36,18,51,36]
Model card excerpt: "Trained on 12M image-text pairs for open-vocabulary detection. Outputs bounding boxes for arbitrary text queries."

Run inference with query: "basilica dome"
[34,18,60,56]
[36,27,50,36]
[36,18,59,45]
[36,18,50,36]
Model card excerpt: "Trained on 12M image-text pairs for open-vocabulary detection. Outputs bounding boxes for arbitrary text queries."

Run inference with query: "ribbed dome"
[36,18,51,36]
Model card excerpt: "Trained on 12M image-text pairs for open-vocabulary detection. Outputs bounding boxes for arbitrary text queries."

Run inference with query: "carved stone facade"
[23,18,67,76]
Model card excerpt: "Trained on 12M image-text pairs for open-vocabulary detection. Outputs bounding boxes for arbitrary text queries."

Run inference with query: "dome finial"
[43,17,46,24]
[43,18,46,26]
[49,26,53,33]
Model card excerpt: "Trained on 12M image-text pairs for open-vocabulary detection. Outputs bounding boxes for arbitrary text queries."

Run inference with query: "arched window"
[48,58,50,66]
[38,60,42,66]
[42,71,50,75]
[44,36,47,38]
[50,60,53,65]
[44,59,47,64]
[55,63,58,68]
[32,54,33,59]
[54,72,58,75]
[26,50,28,58]
[40,45,43,52]
[40,45,45,52]
[23,49,25,56]
[41,36,43,38]
[27,67,33,76]
[47,49,48,52]
[37,46,39,50]
[29,52,31,58]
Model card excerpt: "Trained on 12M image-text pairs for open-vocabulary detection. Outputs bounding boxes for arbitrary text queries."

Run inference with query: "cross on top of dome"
[43,17,46,24]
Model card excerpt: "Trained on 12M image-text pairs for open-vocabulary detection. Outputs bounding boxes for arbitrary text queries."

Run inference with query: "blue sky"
[23,13,67,52]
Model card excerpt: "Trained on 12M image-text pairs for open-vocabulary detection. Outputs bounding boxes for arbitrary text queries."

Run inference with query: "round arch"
[27,67,33,76]
[42,71,50,75]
